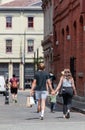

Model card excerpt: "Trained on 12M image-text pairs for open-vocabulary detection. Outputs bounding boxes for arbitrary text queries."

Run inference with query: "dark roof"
[0,0,42,7]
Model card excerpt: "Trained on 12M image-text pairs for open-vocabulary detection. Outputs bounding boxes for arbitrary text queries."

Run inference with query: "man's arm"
[47,79,54,92]
[30,79,36,95]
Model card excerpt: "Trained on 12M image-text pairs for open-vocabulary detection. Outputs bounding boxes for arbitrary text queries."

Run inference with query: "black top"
[49,73,56,89]
[34,70,49,91]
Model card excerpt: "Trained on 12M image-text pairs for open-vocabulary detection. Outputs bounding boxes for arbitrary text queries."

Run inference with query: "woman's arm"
[55,76,63,94]
[71,78,77,95]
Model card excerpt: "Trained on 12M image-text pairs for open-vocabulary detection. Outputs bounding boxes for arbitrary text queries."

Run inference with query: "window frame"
[6,16,12,28]
[6,39,12,53]
[28,17,34,28]
[27,39,34,53]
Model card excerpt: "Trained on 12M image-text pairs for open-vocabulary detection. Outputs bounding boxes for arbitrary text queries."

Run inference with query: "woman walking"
[54,69,77,118]
[30,63,54,120]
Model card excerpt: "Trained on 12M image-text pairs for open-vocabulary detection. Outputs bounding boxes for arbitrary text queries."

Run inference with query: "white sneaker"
[63,114,66,118]
[65,112,70,119]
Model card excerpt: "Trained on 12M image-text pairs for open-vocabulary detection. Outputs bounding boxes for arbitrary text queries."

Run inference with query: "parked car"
[0,75,6,96]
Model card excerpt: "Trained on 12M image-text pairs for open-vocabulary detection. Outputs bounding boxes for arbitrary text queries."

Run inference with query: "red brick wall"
[80,0,85,13]
[53,0,85,96]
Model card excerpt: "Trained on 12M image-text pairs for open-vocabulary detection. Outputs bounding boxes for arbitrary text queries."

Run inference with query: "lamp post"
[33,48,39,73]
[34,51,35,75]
[37,48,39,70]
[23,31,26,89]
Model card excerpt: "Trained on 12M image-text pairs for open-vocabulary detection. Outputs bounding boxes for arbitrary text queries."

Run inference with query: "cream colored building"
[0,0,44,89]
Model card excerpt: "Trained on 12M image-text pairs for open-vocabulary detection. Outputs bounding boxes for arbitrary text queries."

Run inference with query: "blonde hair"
[64,68,70,73]
[38,63,45,70]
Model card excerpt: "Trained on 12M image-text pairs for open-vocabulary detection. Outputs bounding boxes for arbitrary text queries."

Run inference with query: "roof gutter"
[0,6,42,11]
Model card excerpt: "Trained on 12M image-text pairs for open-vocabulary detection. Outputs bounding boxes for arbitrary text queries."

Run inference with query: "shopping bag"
[30,96,35,105]
[26,96,35,107]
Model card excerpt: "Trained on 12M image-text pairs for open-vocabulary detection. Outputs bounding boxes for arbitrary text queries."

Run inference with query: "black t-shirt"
[34,70,49,91]
[49,73,56,89]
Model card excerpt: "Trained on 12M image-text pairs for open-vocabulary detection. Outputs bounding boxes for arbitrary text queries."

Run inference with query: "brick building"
[53,0,85,96]
[41,0,54,72]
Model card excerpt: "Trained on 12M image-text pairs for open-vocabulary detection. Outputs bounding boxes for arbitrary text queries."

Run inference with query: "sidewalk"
[53,84,85,114]
[20,89,85,114]
[57,95,85,114]
[72,96,85,114]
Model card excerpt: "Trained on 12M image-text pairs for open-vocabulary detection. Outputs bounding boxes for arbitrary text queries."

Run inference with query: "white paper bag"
[30,96,35,105]
[26,96,35,107]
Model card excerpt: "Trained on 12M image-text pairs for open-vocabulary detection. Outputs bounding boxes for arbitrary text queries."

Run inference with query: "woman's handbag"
[59,87,73,97]
[26,96,35,107]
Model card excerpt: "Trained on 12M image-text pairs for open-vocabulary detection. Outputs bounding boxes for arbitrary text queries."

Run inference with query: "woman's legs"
[63,93,73,118]
[62,94,68,115]
[65,95,73,118]
[67,95,72,111]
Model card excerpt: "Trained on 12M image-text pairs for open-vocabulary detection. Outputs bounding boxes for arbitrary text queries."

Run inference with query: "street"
[0,90,85,130]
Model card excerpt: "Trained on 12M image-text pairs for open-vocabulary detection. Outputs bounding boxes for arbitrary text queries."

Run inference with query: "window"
[6,16,12,28]
[28,17,34,28]
[6,40,12,53]
[27,40,34,52]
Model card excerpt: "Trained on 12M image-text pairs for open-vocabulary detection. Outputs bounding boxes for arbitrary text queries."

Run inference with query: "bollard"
[5,87,9,104]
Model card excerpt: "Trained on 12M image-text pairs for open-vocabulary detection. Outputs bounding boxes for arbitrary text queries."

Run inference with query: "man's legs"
[37,99,41,112]
[40,91,48,120]
[35,91,48,120]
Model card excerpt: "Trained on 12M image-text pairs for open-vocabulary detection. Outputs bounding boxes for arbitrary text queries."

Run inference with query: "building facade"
[0,0,44,89]
[53,0,85,96]
[0,0,14,4]
[42,0,54,72]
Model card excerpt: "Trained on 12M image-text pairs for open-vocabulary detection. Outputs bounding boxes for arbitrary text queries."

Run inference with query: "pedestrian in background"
[10,74,19,103]
[30,63,54,120]
[53,68,77,119]
[49,71,56,89]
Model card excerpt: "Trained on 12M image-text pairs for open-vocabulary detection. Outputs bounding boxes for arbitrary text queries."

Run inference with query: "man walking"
[30,63,54,120]
[10,74,19,103]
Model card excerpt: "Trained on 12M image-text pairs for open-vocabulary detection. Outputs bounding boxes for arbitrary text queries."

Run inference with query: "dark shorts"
[11,87,18,94]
